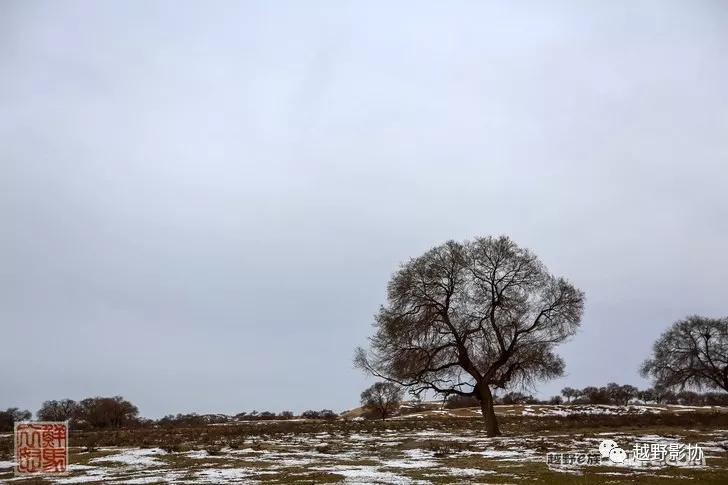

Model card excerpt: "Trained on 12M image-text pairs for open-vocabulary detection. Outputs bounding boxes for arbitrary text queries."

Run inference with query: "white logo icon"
[598,439,618,458]
[600,439,626,463]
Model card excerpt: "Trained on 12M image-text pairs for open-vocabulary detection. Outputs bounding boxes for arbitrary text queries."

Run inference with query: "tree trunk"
[478,384,501,437]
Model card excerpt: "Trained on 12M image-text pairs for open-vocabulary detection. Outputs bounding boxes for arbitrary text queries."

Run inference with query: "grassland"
[1,405,727,484]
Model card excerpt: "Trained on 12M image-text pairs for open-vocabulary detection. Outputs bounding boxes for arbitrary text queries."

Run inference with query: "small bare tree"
[560,387,578,404]
[641,315,728,393]
[360,382,403,420]
[605,383,638,406]
[355,236,584,436]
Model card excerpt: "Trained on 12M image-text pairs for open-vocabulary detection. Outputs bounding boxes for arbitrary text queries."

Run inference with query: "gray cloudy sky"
[1,1,727,418]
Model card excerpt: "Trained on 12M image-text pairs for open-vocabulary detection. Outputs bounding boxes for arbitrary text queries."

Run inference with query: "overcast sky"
[1,1,727,418]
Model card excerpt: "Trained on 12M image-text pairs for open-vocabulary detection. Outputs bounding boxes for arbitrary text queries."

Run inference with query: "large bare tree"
[355,236,584,436]
[641,315,728,393]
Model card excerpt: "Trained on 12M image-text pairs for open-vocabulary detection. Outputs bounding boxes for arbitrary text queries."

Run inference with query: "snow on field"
[446,467,496,477]
[380,449,438,468]
[194,468,253,482]
[0,425,722,484]
[314,465,429,484]
[91,447,167,467]
[54,468,112,484]
[1,407,727,483]
[467,449,536,460]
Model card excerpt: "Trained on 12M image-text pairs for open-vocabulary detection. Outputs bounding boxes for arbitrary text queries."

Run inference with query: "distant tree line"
[442,391,550,408]
[441,383,728,409]
[0,396,138,432]
[235,410,294,421]
[159,409,337,426]
[561,384,728,406]
[0,396,343,432]
[560,383,639,405]
[444,392,546,408]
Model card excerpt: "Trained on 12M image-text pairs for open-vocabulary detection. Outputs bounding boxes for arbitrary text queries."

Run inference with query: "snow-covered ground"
[1,422,726,483]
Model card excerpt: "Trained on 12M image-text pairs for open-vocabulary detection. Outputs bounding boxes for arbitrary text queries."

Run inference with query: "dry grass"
[1,406,727,483]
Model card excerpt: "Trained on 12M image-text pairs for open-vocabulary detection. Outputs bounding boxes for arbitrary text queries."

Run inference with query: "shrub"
[319,409,338,420]
[76,396,139,429]
[301,409,338,420]
[0,408,32,432]
[445,395,480,409]
[498,392,539,405]
[548,396,564,405]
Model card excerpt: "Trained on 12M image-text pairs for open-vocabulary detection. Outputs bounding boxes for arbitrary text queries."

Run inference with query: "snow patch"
[91,447,167,467]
